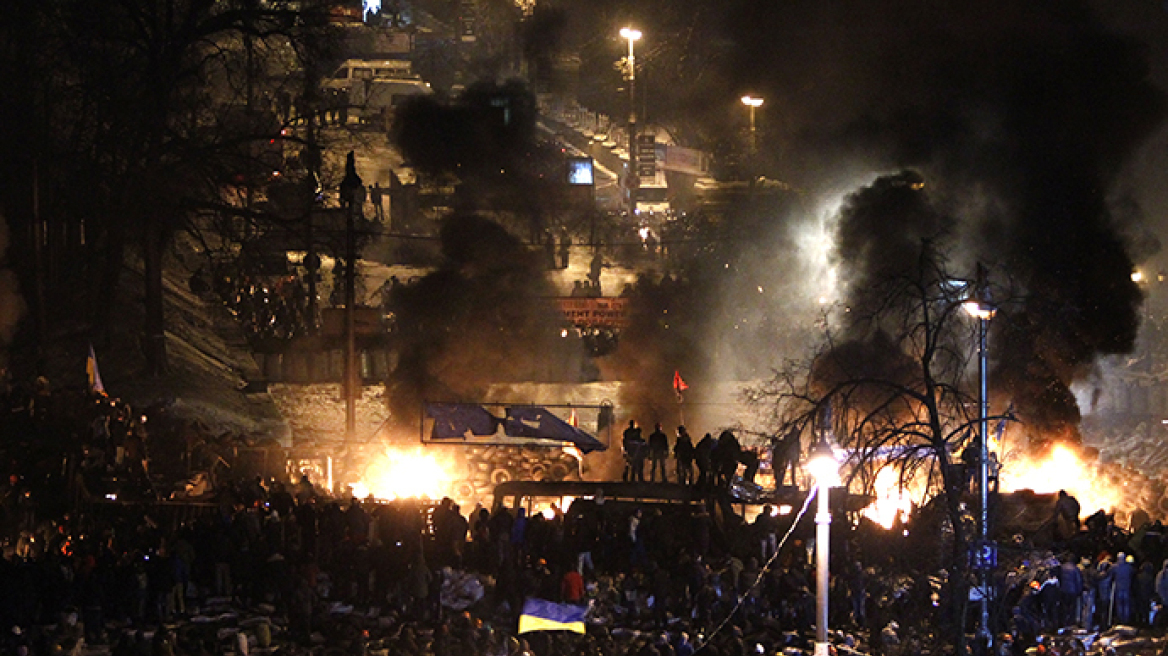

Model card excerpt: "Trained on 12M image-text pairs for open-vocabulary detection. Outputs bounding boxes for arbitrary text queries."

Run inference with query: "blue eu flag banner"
[504,406,606,453]
[518,598,586,634]
[425,403,499,439]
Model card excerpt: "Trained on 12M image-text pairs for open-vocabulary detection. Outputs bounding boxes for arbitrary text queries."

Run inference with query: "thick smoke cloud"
[832,171,945,316]
[383,2,1165,442]
[717,0,1166,438]
[386,214,585,423]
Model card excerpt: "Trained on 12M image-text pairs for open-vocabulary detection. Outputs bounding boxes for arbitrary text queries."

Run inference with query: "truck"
[322,58,432,128]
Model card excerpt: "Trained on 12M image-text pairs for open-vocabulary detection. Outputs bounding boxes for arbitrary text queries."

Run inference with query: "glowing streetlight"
[619,28,642,128]
[962,264,996,650]
[808,428,839,656]
[619,27,642,216]
[741,95,764,155]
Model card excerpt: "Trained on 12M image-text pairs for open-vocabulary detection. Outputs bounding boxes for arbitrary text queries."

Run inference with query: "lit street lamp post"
[619,26,641,216]
[741,95,764,156]
[963,265,996,651]
[808,428,839,656]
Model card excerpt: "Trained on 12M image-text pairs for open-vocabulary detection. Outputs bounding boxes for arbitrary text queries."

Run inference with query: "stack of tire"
[448,446,580,509]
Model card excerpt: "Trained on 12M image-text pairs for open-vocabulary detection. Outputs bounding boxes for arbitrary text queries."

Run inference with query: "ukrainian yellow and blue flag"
[517,598,587,634]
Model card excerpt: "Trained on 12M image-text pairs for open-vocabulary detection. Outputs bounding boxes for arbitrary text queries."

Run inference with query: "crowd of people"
[6,376,1168,656]
[619,422,771,490]
[0,470,876,656]
[0,380,916,656]
[194,272,317,347]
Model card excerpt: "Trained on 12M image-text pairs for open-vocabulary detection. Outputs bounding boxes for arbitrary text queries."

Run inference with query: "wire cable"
[693,486,818,653]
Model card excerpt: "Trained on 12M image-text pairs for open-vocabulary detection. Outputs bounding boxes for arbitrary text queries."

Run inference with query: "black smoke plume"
[717,0,1166,439]
[386,214,585,424]
[833,171,946,317]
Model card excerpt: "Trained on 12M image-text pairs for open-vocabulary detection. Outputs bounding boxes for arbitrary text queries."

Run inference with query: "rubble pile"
[1081,423,1168,522]
[268,383,391,444]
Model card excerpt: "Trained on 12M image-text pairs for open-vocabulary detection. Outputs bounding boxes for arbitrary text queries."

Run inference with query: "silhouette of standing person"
[588,252,605,296]
[369,183,385,221]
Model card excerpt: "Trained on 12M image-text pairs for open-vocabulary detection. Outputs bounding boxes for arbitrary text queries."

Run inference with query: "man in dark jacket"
[1053,490,1082,542]
[674,426,695,485]
[1110,553,1136,626]
[695,433,716,488]
[1057,554,1083,628]
[648,423,670,482]
[623,421,646,482]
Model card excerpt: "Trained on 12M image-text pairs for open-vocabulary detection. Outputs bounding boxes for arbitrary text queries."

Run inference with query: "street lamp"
[741,95,764,155]
[962,264,996,650]
[338,151,364,444]
[619,27,642,216]
[807,432,839,656]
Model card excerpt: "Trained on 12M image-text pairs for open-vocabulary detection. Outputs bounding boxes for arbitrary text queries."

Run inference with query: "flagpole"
[673,370,688,427]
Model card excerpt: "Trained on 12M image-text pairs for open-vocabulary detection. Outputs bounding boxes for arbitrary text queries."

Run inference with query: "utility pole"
[339,152,363,442]
[620,27,641,218]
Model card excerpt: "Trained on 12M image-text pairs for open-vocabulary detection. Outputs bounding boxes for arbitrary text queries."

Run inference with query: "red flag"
[673,370,689,393]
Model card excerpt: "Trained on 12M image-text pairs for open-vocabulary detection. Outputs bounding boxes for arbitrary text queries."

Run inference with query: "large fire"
[348,447,458,501]
[860,443,1130,530]
[863,466,919,529]
[998,443,1123,517]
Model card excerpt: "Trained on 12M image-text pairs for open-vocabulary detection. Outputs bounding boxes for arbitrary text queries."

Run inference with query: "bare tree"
[749,243,996,643]
[0,0,341,374]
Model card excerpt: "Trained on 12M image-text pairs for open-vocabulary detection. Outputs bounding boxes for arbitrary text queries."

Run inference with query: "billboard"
[556,297,630,328]
[567,157,594,185]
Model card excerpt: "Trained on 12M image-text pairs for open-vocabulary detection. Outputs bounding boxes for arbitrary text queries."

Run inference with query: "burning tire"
[453,480,475,500]
[491,468,513,485]
[549,462,571,481]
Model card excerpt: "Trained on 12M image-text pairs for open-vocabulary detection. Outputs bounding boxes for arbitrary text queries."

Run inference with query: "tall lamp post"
[619,26,641,216]
[339,152,364,444]
[741,95,764,156]
[807,429,839,656]
[962,265,996,650]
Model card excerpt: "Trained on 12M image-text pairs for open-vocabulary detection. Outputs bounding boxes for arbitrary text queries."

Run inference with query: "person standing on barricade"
[648,423,669,482]
[674,426,695,485]
[623,420,646,482]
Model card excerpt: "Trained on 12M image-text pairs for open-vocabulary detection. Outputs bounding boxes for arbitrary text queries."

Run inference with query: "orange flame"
[999,443,1123,515]
[863,466,922,529]
[860,443,1132,530]
[347,447,459,501]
